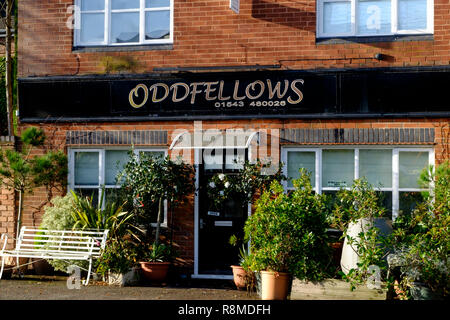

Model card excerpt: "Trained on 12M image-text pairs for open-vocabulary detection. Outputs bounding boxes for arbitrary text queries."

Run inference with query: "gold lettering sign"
[128,79,305,108]
[129,84,149,109]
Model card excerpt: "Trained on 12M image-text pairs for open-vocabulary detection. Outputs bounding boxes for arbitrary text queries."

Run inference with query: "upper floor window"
[317,0,433,38]
[74,0,173,46]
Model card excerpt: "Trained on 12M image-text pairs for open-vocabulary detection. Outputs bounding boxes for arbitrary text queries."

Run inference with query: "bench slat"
[20,244,101,251]
[23,228,107,235]
[21,239,96,245]
[23,234,104,241]
[1,252,95,259]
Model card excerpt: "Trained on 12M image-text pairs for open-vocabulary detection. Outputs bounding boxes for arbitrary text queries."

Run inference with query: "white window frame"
[281,146,434,220]
[74,0,174,47]
[317,0,434,38]
[68,147,169,227]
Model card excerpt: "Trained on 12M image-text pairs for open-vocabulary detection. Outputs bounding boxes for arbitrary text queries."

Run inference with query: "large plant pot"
[341,218,392,275]
[260,271,291,300]
[108,267,140,287]
[231,265,247,290]
[139,262,170,283]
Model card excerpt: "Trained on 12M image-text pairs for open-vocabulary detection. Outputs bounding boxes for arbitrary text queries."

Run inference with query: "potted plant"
[97,238,140,287]
[207,160,286,292]
[244,170,331,300]
[229,240,254,291]
[332,178,392,290]
[387,162,449,300]
[138,241,176,283]
[119,153,194,284]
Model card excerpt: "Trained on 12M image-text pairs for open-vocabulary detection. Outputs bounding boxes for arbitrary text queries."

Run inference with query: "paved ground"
[0,272,389,300]
[0,275,258,300]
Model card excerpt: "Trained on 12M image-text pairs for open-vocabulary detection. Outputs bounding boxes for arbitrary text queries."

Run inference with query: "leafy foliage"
[70,189,143,242]
[119,152,194,248]
[206,160,285,211]
[38,193,86,272]
[96,238,137,276]
[332,178,389,290]
[244,169,331,281]
[136,242,177,263]
[40,193,76,231]
[390,161,450,298]
[0,127,67,231]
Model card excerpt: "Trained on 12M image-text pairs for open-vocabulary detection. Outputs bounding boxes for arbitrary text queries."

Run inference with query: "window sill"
[72,44,173,53]
[316,34,433,45]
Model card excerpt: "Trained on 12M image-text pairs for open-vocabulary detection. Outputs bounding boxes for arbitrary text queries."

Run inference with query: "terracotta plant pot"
[139,262,170,283]
[231,265,247,290]
[260,271,291,300]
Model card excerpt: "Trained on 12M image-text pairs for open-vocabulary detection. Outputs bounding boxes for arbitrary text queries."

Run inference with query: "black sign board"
[18,68,450,122]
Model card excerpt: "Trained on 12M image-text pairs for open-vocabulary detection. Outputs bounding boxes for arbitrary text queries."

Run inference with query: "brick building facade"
[1,0,448,278]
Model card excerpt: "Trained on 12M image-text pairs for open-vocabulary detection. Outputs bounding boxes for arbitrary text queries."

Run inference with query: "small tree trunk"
[15,189,22,246]
[154,197,163,247]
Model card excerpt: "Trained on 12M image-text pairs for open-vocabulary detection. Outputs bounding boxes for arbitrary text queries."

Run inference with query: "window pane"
[398,0,427,30]
[111,12,140,43]
[139,151,165,159]
[399,191,423,215]
[399,151,428,188]
[203,150,222,170]
[74,189,99,207]
[322,150,354,188]
[225,150,245,170]
[377,191,392,219]
[81,0,104,11]
[146,0,170,8]
[105,150,130,185]
[358,0,391,35]
[105,188,123,205]
[74,152,99,186]
[111,0,139,10]
[145,10,170,40]
[287,152,315,188]
[80,13,105,43]
[359,149,392,188]
[323,1,351,34]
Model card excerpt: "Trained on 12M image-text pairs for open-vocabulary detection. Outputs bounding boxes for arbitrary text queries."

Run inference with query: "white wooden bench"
[0,226,109,285]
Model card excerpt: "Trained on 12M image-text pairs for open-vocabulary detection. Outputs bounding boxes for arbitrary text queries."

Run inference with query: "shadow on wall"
[251,0,315,32]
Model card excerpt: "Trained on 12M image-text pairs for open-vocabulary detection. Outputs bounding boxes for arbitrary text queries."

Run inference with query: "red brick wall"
[17,118,449,267]
[18,0,450,78]
[14,1,450,272]
[0,138,17,250]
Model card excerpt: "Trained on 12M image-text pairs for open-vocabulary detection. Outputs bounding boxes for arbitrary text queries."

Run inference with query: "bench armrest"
[0,234,8,254]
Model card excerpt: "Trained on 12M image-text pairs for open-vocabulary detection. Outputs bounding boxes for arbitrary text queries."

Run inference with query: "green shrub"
[96,238,137,276]
[244,169,331,281]
[332,179,389,290]
[38,193,88,273]
[392,161,450,298]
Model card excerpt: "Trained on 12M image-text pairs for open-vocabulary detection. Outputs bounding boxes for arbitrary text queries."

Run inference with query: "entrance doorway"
[197,148,249,275]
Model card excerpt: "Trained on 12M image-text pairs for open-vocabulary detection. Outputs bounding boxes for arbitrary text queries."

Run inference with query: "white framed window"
[317,0,434,38]
[68,147,168,227]
[74,0,173,46]
[281,146,434,220]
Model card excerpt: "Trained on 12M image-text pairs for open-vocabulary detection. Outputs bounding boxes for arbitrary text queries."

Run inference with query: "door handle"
[200,218,205,229]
